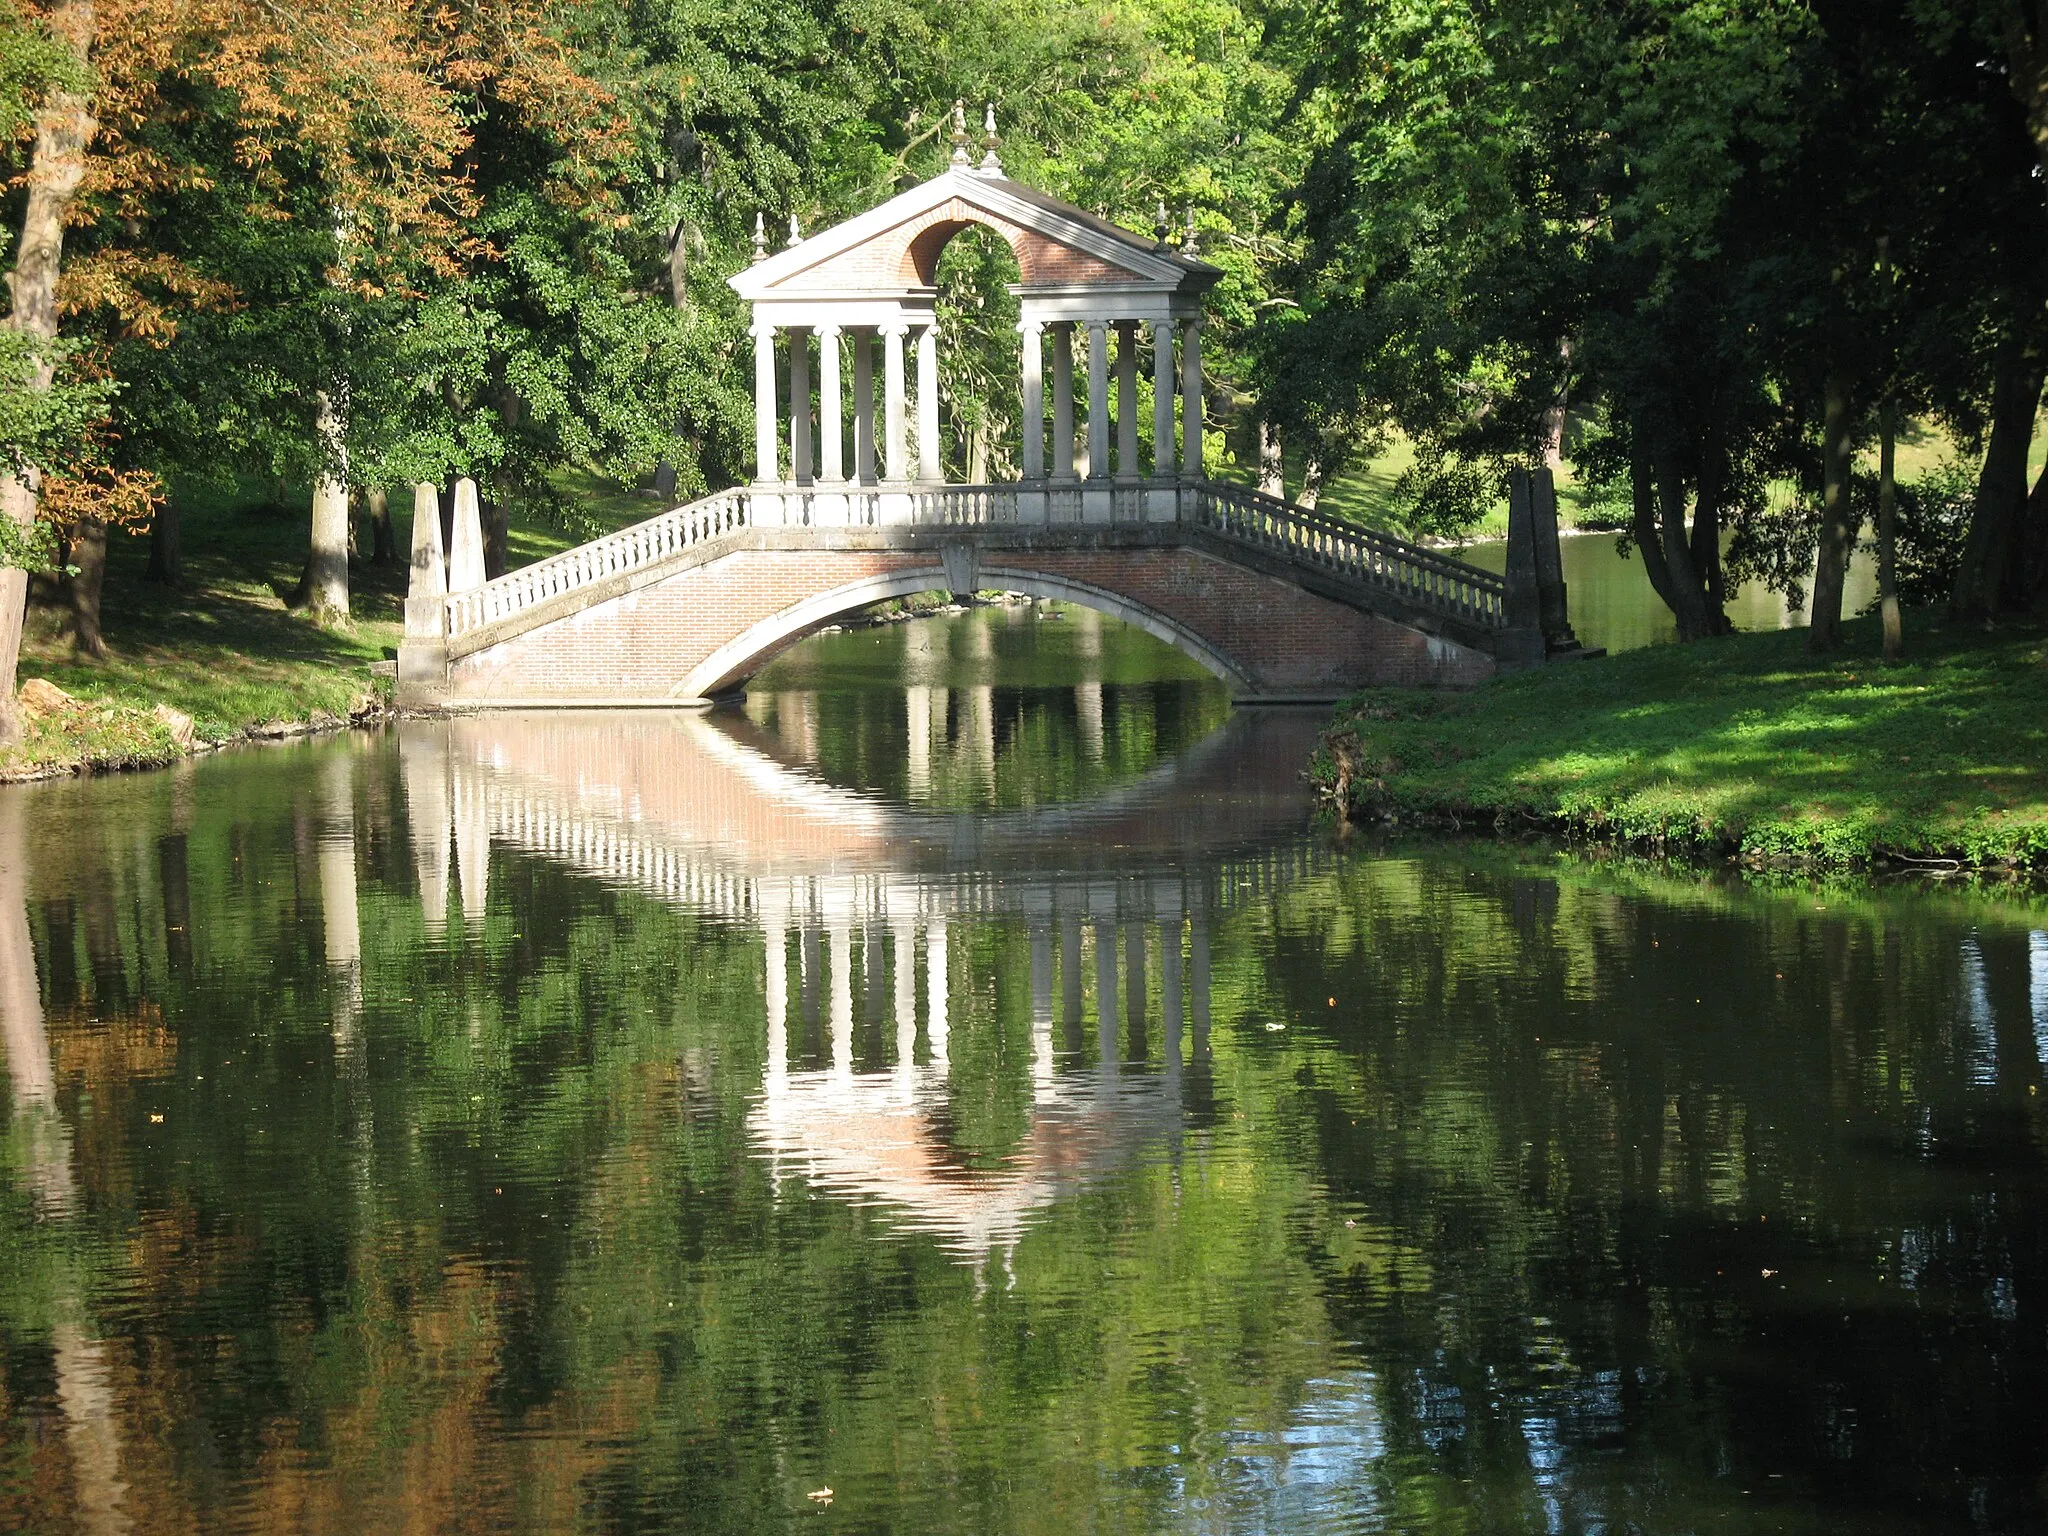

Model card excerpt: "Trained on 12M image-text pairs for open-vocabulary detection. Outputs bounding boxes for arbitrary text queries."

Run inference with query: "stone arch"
[681,566,1257,699]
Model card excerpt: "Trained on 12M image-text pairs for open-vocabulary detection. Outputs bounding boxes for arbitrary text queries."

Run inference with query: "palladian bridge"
[396,112,1578,709]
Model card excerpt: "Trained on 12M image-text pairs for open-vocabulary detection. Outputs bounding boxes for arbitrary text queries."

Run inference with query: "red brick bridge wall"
[446,546,1493,702]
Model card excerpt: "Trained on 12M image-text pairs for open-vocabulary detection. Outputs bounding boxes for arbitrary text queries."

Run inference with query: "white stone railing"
[1189,481,1509,629]
[441,478,1508,644]
[445,489,748,639]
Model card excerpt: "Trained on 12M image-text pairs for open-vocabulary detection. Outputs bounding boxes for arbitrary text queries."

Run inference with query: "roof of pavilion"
[728,165,1222,309]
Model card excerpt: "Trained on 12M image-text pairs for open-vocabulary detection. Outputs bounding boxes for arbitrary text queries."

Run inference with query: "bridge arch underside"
[443,545,1494,707]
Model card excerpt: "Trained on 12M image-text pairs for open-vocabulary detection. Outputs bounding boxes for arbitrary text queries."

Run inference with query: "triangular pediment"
[730,168,1219,301]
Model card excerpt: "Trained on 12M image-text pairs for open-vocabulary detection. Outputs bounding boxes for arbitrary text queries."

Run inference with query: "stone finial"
[1181,205,1199,257]
[978,103,1003,174]
[1154,199,1173,248]
[751,211,767,263]
[447,477,486,593]
[949,99,972,166]
[403,482,447,641]
[786,213,802,248]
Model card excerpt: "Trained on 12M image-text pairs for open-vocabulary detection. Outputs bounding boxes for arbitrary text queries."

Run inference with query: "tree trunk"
[65,517,105,657]
[1297,456,1323,511]
[1655,456,1714,642]
[2025,458,2048,605]
[146,497,179,585]
[1808,369,1856,652]
[0,0,96,746]
[1878,394,1903,659]
[1689,440,1729,633]
[366,485,394,565]
[1258,420,1284,498]
[1952,325,2045,622]
[1629,446,1679,615]
[1539,336,1574,474]
[294,389,351,620]
[480,495,508,581]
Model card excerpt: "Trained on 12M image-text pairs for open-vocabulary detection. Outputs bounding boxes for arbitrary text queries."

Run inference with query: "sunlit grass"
[1315,614,2048,869]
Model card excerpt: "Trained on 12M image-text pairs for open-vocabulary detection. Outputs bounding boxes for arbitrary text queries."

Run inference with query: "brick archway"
[682,565,1256,699]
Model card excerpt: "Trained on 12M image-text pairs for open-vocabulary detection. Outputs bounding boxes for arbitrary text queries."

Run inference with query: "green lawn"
[1313,614,2048,870]
[3,475,659,778]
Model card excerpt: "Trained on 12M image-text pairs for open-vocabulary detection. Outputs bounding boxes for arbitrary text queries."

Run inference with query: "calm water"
[1461,535,1878,654]
[3,607,2046,1534]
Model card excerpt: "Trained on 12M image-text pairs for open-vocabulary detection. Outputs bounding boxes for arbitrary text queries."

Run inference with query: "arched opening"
[682,569,1254,700]
[931,224,1023,484]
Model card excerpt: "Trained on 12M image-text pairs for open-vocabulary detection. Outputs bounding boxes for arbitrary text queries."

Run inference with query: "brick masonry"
[446,545,1495,702]
[777,197,1137,292]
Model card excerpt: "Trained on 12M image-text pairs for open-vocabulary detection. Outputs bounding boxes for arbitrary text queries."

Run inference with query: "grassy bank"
[2,476,655,781]
[1312,616,2048,871]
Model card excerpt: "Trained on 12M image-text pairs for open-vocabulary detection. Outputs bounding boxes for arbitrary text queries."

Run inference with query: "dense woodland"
[0,0,2045,740]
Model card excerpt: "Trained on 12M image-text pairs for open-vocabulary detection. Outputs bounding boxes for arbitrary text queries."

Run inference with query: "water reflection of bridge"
[404,707,1327,1259]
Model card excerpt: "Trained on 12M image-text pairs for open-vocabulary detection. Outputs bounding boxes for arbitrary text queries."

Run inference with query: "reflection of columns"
[1084,319,1109,480]
[1124,919,1146,1059]
[817,324,843,483]
[1075,681,1103,763]
[1151,320,1176,477]
[853,330,876,483]
[320,752,362,1055]
[906,684,932,801]
[753,321,778,483]
[1061,912,1084,1053]
[1115,321,1138,478]
[916,322,941,482]
[1094,918,1118,1068]
[454,768,489,929]
[788,326,812,484]
[764,909,788,1098]
[1191,906,1211,1059]
[829,918,853,1086]
[892,913,917,1098]
[1030,926,1054,1088]
[1180,318,1204,476]
[881,324,908,481]
[1051,324,1075,479]
[926,916,949,1067]
[400,729,451,936]
[1019,320,1045,480]
[972,684,996,802]
[1162,918,1183,1073]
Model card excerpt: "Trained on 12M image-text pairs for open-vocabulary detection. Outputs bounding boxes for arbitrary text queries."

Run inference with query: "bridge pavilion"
[730,106,1221,524]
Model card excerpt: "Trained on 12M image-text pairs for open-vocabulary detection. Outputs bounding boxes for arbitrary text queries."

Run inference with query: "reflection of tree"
[2,736,2046,1531]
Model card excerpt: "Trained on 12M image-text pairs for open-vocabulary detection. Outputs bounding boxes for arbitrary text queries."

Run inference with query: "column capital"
[878,319,909,337]
[815,321,843,340]
[750,318,779,340]
[1018,317,1044,337]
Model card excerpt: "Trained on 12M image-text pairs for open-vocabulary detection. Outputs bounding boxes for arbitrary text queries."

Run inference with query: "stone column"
[752,321,779,483]
[882,323,908,481]
[1115,321,1138,478]
[853,330,876,484]
[1180,318,1204,477]
[1151,319,1175,478]
[1019,319,1045,480]
[1085,319,1109,481]
[916,322,942,483]
[817,324,843,483]
[788,326,812,484]
[1051,324,1075,479]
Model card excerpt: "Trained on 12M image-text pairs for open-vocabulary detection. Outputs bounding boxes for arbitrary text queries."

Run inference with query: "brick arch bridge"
[400,483,1529,707]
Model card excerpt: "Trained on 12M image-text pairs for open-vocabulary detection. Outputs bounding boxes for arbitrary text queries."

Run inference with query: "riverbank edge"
[1,676,395,784]
[1308,618,2048,875]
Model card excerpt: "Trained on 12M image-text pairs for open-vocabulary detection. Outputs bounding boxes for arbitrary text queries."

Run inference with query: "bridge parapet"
[422,479,1509,646]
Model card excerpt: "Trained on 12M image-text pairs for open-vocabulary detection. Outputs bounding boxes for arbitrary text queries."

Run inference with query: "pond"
[1460,533,1878,654]
[1,606,2043,1534]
